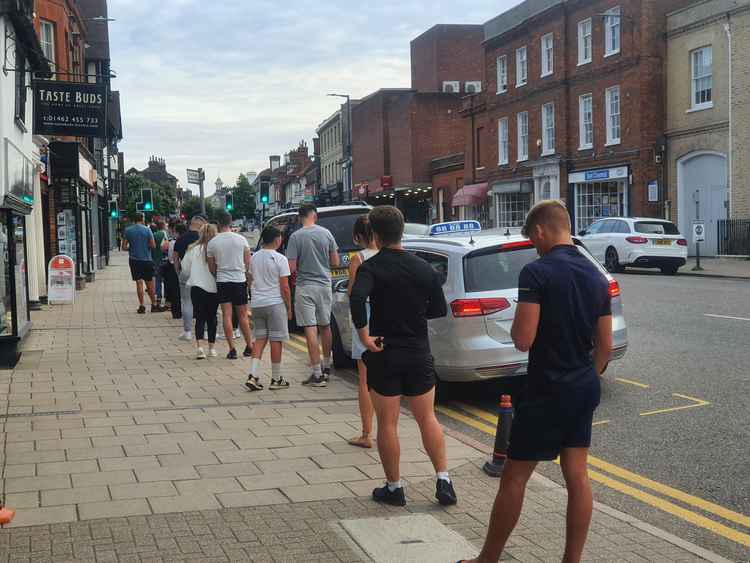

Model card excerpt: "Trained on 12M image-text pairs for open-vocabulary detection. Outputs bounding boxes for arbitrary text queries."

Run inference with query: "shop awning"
[452,183,489,207]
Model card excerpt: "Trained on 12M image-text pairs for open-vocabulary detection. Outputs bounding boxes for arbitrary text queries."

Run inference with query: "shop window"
[496,192,532,228]
[574,181,626,233]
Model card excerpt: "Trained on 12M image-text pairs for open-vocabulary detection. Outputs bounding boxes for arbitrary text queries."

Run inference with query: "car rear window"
[318,211,369,252]
[463,246,539,292]
[634,221,680,235]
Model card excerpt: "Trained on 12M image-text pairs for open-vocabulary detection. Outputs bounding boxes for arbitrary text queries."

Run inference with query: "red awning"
[452,182,489,207]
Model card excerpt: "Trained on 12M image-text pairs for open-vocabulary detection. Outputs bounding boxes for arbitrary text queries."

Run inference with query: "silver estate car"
[330,228,628,382]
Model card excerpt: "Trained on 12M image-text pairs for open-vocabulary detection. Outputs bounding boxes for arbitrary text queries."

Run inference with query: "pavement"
[678,257,750,279]
[0,252,731,563]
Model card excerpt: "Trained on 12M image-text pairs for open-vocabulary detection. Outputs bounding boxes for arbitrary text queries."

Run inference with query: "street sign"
[430,220,482,236]
[186,169,202,185]
[48,255,75,304]
[692,221,706,243]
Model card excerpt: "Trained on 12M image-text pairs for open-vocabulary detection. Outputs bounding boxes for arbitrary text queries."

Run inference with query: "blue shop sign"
[585,169,611,181]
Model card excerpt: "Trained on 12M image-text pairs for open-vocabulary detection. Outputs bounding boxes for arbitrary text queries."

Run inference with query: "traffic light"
[142,188,153,212]
[225,192,234,211]
[260,181,269,205]
[109,201,119,219]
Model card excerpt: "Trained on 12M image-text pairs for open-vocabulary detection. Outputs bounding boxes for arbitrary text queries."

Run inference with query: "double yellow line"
[436,402,750,548]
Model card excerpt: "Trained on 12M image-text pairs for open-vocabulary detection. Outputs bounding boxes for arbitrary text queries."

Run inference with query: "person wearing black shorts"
[350,205,456,508]
[122,213,157,314]
[461,200,612,563]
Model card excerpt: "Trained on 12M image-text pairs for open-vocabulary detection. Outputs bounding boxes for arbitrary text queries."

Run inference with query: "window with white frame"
[574,181,626,233]
[578,19,592,65]
[496,55,508,93]
[40,20,55,70]
[605,86,621,145]
[541,33,554,77]
[516,46,527,86]
[605,7,621,56]
[542,103,555,155]
[540,179,552,201]
[498,117,509,165]
[691,46,712,109]
[517,112,529,161]
[496,191,533,228]
[579,94,593,149]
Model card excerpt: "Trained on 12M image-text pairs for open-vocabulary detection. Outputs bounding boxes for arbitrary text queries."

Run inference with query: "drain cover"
[341,514,478,562]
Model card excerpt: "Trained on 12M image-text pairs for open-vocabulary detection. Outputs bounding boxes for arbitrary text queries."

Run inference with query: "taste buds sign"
[33,80,107,137]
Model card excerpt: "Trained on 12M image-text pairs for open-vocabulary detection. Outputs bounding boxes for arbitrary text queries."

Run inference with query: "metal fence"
[718,219,750,256]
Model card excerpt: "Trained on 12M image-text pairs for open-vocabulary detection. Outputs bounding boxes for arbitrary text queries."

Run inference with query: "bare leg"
[357,360,374,436]
[269,341,282,363]
[237,305,253,348]
[252,338,268,360]
[221,303,235,350]
[407,387,447,473]
[136,281,145,306]
[146,280,156,305]
[369,391,401,482]
[319,325,332,361]
[560,448,593,563]
[303,326,321,366]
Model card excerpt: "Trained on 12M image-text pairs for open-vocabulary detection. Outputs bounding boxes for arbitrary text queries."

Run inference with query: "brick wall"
[411,25,484,93]
[731,11,750,218]
[412,94,464,182]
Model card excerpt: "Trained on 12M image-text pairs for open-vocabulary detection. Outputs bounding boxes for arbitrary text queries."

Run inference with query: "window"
[14,48,27,127]
[542,103,555,155]
[574,181,626,233]
[414,252,448,285]
[579,94,593,149]
[40,20,56,70]
[498,117,509,165]
[541,33,554,77]
[442,81,460,93]
[517,112,528,161]
[578,19,592,65]
[691,47,712,109]
[634,221,680,235]
[495,191,533,229]
[541,180,552,200]
[465,81,482,94]
[605,7,621,57]
[476,127,484,168]
[516,46,527,86]
[496,55,508,93]
[605,86,621,145]
[463,244,538,292]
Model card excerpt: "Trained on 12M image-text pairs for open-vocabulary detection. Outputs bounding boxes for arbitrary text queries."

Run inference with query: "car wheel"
[660,265,679,275]
[605,247,622,273]
[331,317,355,370]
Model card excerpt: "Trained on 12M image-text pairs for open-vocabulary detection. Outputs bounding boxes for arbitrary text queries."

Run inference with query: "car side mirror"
[334,279,349,294]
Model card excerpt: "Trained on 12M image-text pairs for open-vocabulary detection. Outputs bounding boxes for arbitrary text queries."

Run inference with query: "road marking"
[639,393,710,417]
[591,420,611,426]
[704,313,750,322]
[455,402,498,425]
[435,405,497,435]
[286,339,310,355]
[615,377,650,389]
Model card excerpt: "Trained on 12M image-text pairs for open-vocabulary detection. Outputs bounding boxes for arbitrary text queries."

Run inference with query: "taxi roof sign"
[429,220,482,237]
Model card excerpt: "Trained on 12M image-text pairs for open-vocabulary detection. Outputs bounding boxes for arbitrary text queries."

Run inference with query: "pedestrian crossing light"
[225,192,234,211]
[109,201,119,219]
[142,188,153,211]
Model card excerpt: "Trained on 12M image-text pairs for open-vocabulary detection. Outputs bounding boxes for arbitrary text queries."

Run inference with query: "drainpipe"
[724,19,732,219]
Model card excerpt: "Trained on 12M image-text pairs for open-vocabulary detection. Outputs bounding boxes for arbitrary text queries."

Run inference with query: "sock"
[249,358,260,378]
[271,363,282,381]
[322,356,331,370]
[387,480,402,492]
[437,471,450,483]
[312,363,322,377]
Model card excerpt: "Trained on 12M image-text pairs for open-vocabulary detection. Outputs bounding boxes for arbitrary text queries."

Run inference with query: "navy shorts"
[363,342,436,397]
[129,259,154,282]
[508,377,601,461]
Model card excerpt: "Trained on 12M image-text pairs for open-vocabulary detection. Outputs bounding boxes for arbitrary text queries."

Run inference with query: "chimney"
[270,155,281,171]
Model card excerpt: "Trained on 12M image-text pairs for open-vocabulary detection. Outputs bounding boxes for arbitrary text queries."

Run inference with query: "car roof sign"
[429,220,482,237]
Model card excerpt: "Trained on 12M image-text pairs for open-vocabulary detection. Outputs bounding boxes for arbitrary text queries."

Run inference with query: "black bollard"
[482,394,514,477]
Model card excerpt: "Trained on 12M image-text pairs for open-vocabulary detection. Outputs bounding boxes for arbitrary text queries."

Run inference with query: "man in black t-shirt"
[463,200,612,563]
[173,215,206,340]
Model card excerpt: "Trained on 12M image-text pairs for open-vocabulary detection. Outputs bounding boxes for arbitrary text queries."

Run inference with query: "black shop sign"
[33,80,106,137]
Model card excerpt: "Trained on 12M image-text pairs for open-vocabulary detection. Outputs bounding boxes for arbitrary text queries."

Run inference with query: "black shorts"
[508,377,601,461]
[216,281,248,306]
[129,259,154,282]
[363,344,436,397]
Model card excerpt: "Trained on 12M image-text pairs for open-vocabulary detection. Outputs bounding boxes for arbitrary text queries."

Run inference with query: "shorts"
[351,304,370,360]
[217,281,248,306]
[252,303,289,341]
[294,284,332,327]
[508,377,601,461]
[129,259,154,282]
[363,343,436,397]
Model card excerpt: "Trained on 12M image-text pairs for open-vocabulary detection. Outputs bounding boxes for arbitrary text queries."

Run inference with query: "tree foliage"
[124,174,177,219]
[232,174,256,220]
[181,196,221,222]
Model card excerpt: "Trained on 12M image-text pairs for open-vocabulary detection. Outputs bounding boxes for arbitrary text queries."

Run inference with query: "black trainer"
[244,376,263,391]
[322,367,331,382]
[372,484,406,507]
[227,349,238,360]
[436,478,457,506]
[301,373,327,387]
[243,345,253,357]
[137,305,146,314]
[269,378,290,390]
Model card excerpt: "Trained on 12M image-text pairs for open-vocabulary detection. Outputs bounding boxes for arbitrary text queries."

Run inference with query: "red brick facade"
[411,25,484,94]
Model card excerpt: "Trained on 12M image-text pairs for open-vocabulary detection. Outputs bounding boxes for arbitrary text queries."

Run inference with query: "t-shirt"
[152,230,166,262]
[517,244,612,394]
[123,224,154,262]
[286,224,338,287]
[173,230,199,260]
[206,232,250,283]
[250,249,291,308]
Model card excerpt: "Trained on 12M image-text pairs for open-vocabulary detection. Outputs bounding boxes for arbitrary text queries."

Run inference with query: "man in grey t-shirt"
[286,203,340,387]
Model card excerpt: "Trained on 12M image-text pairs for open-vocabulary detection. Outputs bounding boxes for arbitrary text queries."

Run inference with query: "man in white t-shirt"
[244,225,292,391]
[207,211,254,360]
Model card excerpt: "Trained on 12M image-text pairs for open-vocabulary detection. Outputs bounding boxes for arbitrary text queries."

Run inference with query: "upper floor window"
[40,20,56,70]
[498,117,509,165]
[542,103,555,155]
[605,7,621,57]
[14,48,27,128]
[516,46,528,87]
[496,55,508,93]
[541,33,554,77]
[517,111,529,161]
[579,94,593,150]
[691,46,712,110]
[442,81,460,93]
[605,86,621,145]
[578,18,592,65]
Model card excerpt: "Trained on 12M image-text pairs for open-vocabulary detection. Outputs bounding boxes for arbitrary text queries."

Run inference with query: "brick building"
[463,0,690,233]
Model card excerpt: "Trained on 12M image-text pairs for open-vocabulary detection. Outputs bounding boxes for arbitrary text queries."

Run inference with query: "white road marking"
[704,313,750,322]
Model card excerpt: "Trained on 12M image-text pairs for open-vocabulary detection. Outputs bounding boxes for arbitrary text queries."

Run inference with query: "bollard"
[482,394,514,477]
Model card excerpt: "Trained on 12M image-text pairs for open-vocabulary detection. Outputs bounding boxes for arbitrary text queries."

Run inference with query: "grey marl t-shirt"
[286,224,338,287]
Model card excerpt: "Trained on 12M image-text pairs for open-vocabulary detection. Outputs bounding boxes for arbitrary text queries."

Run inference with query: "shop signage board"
[570,166,628,184]
[33,81,107,137]
[48,255,75,304]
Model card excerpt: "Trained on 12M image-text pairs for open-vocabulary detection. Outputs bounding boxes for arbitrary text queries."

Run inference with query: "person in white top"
[347,215,378,448]
[244,225,292,391]
[181,224,219,359]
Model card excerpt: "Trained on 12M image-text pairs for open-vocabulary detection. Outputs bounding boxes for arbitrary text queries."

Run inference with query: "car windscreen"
[463,246,539,292]
[317,211,369,252]
[634,221,680,235]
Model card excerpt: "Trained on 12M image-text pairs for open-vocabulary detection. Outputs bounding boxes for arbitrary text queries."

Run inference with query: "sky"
[110,0,521,196]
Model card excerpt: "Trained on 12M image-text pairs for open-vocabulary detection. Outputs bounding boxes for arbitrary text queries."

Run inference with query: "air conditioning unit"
[465,81,482,94]
[442,81,459,94]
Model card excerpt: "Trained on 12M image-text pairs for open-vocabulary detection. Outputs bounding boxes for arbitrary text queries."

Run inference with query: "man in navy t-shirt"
[464,200,612,563]
[122,212,156,314]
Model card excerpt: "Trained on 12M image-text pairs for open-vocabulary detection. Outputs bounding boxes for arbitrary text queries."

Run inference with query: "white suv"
[579,217,688,275]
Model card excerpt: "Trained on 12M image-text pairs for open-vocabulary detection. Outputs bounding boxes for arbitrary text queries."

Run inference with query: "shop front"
[569,166,630,234]
[491,179,534,229]
[452,182,491,227]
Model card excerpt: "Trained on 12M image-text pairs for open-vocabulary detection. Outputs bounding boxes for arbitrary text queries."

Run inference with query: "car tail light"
[677,239,688,246]
[451,298,511,317]
[626,236,648,244]
[609,279,621,298]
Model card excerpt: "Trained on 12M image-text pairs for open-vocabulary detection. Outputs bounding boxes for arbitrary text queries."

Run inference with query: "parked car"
[330,226,628,382]
[578,217,688,274]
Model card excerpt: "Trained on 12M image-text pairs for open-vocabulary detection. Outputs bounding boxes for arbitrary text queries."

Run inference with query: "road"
[430,272,750,561]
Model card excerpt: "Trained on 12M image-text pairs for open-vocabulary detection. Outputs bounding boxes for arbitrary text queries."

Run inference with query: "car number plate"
[654,239,672,246]
[331,268,349,278]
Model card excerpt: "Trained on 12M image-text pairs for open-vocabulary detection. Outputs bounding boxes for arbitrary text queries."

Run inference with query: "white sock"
[437,471,450,483]
[249,358,260,378]
[312,363,322,376]
[322,356,331,369]
[271,363,282,381]
[387,480,402,492]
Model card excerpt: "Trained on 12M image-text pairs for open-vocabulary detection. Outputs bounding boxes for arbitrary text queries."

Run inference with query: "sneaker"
[322,367,331,382]
[301,373,327,387]
[137,305,146,314]
[244,376,264,391]
[196,348,207,360]
[208,348,218,358]
[269,378,290,390]
[233,329,241,339]
[227,349,238,360]
[372,484,406,507]
[151,304,163,313]
[435,479,457,506]
[243,345,253,357]
[178,332,192,341]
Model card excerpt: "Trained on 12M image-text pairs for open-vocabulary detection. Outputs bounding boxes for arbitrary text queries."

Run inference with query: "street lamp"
[328,93,353,202]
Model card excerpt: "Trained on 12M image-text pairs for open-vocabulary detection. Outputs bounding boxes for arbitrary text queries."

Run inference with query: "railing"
[718,219,750,256]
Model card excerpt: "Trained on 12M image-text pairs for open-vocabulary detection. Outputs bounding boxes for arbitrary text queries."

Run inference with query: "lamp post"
[328,93,352,202]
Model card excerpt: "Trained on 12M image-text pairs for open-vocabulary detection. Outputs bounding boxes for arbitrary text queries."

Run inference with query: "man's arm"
[329,233,340,267]
[279,276,292,320]
[329,251,341,268]
[426,271,448,319]
[122,238,129,251]
[511,303,541,352]
[207,256,217,275]
[148,233,156,250]
[286,234,298,275]
[350,265,381,352]
[593,315,613,375]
